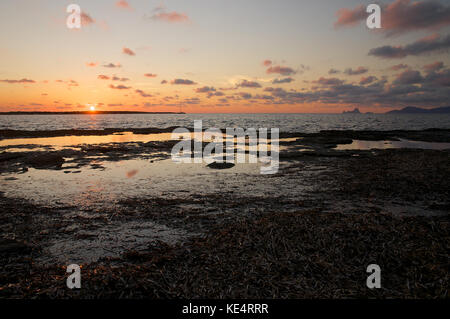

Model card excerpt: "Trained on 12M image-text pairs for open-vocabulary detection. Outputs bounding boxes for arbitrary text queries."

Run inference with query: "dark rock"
[24,153,64,169]
[0,153,23,162]
[207,162,235,169]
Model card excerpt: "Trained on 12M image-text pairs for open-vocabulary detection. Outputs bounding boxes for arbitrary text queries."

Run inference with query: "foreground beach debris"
[0,129,449,298]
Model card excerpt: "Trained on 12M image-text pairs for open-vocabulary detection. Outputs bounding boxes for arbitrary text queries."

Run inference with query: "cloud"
[195,86,216,93]
[262,60,272,67]
[161,80,168,84]
[149,5,190,24]
[170,79,196,85]
[207,91,224,98]
[423,61,444,73]
[312,77,345,86]
[144,73,157,78]
[116,0,132,10]
[369,33,450,58]
[81,12,95,26]
[423,68,450,87]
[389,64,409,71]
[394,70,424,85]
[103,63,122,68]
[328,68,340,74]
[335,0,450,36]
[86,62,98,67]
[112,76,129,82]
[334,5,367,28]
[0,78,35,84]
[109,84,131,90]
[122,47,135,56]
[237,79,262,88]
[135,89,152,97]
[266,65,296,76]
[359,76,378,85]
[272,77,295,84]
[259,64,450,108]
[68,80,79,87]
[344,66,368,75]
[238,92,252,99]
[97,75,110,80]
[184,97,201,105]
[154,12,189,23]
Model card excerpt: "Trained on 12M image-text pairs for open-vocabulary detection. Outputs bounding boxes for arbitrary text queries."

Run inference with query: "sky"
[0,0,449,113]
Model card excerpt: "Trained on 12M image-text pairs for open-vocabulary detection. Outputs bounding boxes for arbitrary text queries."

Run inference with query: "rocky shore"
[0,129,449,298]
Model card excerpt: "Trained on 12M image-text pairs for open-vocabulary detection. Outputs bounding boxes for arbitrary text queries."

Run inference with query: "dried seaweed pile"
[336,149,450,203]
[2,210,448,299]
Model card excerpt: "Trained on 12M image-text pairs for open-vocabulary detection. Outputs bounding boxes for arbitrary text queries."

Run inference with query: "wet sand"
[0,128,449,298]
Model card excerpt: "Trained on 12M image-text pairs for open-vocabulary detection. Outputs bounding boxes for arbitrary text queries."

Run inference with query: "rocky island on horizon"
[342,106,450,115]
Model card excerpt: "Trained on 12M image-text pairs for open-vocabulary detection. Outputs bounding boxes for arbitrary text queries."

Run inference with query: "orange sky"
[0,0,449,113]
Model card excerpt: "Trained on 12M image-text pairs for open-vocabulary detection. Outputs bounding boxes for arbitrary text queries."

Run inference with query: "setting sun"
[90,106,95,111]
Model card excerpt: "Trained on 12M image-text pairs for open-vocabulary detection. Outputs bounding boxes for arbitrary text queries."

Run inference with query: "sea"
[0,113,449,133]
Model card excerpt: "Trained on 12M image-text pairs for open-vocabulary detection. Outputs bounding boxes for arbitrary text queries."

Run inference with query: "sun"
[90,106,95,111]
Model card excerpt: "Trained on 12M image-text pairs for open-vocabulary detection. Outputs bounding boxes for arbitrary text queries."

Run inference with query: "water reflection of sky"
[335,139,450,150]
[0,158,266,210]
[0,132,182,148]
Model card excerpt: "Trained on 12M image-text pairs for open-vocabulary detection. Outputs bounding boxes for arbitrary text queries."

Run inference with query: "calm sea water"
[0,113,449,133]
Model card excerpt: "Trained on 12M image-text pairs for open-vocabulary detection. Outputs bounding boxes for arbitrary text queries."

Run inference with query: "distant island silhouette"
[342,108,362,114]
[342,106,450,115]
[385,106,450,114]
[0,111,186,115]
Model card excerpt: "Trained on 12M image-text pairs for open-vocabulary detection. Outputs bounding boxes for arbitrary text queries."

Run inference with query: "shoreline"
[0,128,448,298]
[0,127,449,141]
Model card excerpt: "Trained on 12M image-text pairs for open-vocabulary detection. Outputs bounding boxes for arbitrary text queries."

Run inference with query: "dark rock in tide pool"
[0,153,24,162]
[207,162,235,169]
[24,153,64,169]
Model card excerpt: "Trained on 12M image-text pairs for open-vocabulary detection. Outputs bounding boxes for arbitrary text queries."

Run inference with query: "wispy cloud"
[170,79,196,85]
[81,12,95,26]
[148,4,190,24]
[344,66,368,75]
[135,89,152,97]
[109,84,131,90]
[0,78,35,84]
[272,77,295,84]
[369,34,450,58]
[122,47,136,56]
[116,0,133,10]
[237,79,262,88]
[103,63,122,68]
[423,61,444,73]
[266,65,296,76]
